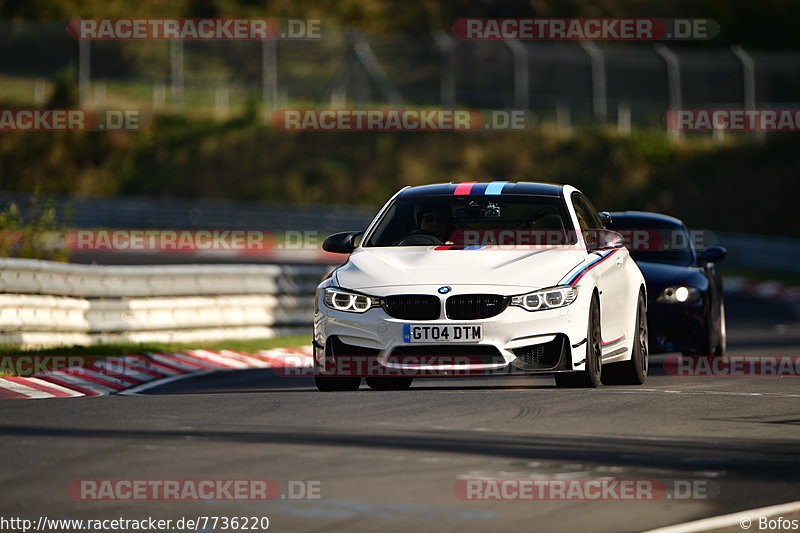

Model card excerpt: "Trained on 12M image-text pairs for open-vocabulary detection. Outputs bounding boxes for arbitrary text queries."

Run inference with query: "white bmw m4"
[313,181,648,391]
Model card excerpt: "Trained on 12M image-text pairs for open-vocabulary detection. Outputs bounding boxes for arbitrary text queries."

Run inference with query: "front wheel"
[602,291,648,385]
[683,299,725,356]
[713,301,726,356]
[555,294,602,388]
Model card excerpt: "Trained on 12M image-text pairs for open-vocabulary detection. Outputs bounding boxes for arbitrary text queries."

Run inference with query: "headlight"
[323,287,379,313]
[657,286,700,304]
[511,286,578,311]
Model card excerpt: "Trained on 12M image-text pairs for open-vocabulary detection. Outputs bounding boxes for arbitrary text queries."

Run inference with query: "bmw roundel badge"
[438,286,452,294]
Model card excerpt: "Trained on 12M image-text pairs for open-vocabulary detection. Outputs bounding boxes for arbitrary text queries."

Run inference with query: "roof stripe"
[453,181,477,195]
[485,181,508,195]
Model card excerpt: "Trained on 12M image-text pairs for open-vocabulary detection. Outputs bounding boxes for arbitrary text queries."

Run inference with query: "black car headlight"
[323,287,379,313]
[510,286,578,311]
[657,286,701,304]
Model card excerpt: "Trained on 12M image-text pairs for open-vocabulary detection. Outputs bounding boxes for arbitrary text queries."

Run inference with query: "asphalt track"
[1,293,799,533]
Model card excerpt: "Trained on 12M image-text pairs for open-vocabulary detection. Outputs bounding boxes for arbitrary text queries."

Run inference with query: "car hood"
[635,260,708,291]
[334,246,586,290]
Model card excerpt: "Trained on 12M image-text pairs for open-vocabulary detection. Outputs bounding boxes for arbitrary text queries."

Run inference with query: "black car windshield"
[609,217,695,266]
[364,194,576,247]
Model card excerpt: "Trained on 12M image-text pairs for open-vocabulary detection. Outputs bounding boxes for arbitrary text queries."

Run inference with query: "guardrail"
[0,258,331,348]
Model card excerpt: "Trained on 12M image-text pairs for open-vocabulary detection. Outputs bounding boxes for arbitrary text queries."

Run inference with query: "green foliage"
[1,0,799,47]
[0,118,798,238]
[47,64,78,109]
[0,191,71,261]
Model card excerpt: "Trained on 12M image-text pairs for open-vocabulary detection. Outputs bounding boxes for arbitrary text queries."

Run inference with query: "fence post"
[152,83,166,112]
[79,40,91,108]
[351,31,403,107]
[93,82,106,108]
[506,41,529,110]
[557,101,571,132]
[432,32,456,108]
[170,39,184,111]
[215,85,229,119]
[732,45,763,142]
[655,44,682,140]
[262,39,278,117]
[33,78,47,106]
[580,41,607,124]
[617,103,631,135]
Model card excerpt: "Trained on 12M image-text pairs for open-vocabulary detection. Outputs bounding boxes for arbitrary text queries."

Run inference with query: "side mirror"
[598,211,613,226]
[585,229,625,251]
[322,231,363,254]
[700,245,727,263]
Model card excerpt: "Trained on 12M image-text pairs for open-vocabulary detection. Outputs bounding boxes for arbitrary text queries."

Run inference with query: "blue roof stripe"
[485,181,508,195]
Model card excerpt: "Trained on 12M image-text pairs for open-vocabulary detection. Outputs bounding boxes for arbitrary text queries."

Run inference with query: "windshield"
[365,194,576,247]
[609,218,695,266]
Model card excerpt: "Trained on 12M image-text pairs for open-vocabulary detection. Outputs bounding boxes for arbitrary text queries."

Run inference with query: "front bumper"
[647,299,705,353]
[313,285,592,376]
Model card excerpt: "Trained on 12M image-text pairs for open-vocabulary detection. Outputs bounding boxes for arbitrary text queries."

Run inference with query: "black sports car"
[607,211,727,355]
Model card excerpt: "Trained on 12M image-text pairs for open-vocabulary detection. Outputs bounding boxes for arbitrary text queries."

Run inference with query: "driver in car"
[397,208,455,245]
[418,209,451,241]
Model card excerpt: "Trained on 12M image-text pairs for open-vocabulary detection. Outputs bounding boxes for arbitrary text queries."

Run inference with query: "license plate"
[403,324,482,343]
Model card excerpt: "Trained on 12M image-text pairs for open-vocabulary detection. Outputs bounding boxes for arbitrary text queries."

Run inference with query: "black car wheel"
[555,294,602,388]
[683,299,725,356]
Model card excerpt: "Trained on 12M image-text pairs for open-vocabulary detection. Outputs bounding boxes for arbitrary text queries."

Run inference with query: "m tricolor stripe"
[453,181,477,195]
[485,181,508,195]
[564,249,619,286]
[453,181,509,195]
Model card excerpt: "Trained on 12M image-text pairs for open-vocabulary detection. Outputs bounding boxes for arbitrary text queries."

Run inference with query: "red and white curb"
[724,276,800,303]
[0,347,313,399]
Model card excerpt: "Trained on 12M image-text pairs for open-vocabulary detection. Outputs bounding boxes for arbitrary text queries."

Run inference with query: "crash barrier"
[0,258,331,348]
[716,232,800,277]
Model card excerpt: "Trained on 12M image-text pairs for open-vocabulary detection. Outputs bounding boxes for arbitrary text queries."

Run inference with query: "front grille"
[388,344,506,365]
[445,294,509,320]
[512,335,566,370]
[382,295,441,320]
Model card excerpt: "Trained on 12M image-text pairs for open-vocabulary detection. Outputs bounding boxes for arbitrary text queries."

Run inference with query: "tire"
[602,290,648,385]
[366,377,413,391]
[683,300,725,356]
[555,294,602,388]
[712,301,726,356]
[314,376,361,391]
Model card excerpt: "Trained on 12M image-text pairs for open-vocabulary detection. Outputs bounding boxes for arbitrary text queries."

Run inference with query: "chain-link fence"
[1,22,799,129]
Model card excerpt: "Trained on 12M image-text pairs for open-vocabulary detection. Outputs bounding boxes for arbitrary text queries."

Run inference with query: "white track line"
[118,370,217,395]
[644,499,800,532]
